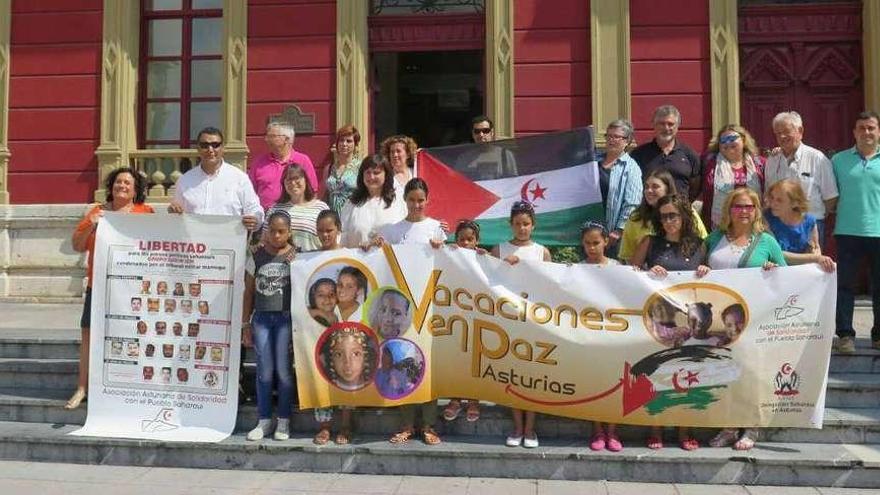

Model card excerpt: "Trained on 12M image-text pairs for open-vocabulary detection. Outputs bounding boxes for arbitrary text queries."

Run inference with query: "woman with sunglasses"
[703,188,786,451]
[700,125,765,230]
[598,119,643,260]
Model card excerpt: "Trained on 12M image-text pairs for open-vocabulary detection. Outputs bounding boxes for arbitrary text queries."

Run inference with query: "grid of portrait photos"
[101,247,236,394]
[308,260,427,400]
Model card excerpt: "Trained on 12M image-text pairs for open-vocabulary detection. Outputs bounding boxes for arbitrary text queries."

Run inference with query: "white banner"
[71,213,246,442]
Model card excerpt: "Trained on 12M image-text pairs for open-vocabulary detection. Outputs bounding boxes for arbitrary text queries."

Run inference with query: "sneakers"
[523,435,539,449]
[246,418,273,441]
[505,435,522,447]
[274,418,290,441]
[836,336,856,354]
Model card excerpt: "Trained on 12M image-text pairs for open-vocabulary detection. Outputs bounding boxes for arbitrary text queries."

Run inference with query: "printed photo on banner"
[315,322,380,392]
[375,338,426,400]
[305,259,377,326]
[363,286,414,340]
[643,283,749,348]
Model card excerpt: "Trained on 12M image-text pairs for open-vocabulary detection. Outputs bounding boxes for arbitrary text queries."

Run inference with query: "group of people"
[64,105,880,453]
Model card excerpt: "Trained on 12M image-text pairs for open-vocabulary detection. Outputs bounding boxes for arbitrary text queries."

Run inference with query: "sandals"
[734,429,757,450]
[442,400,462,421]
[465,401,480,422]
[390,428,414,444]
[679,437,700,451]
[313,428,331,445]
[646,435,664,450]
[709,428,739,448]
[422,427,442,445]
[64,388,86,410]
[335,429,351,445]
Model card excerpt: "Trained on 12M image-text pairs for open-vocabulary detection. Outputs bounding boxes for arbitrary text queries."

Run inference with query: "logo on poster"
[774,295,805,321]
[774,362,800,396]
[141,407,180,432]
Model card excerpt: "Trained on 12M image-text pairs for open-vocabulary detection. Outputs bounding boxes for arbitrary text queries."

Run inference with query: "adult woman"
[704,188,786,451]
[700,124,765,230]
[381,135,417,190]
[340,154,407,248]
[66,167,154,409]
[266,164,329,252]
[765,179,835,271]
[598,119,643,259]
[631,194,708,450]
[618,170,707,264]
[324,125,362,214]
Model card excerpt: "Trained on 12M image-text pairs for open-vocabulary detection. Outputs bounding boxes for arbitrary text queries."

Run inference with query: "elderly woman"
[248,121,318,210]
[340,154,407,248]
[266,164,329,252]
[66,167,155,409]
[700,124,765,230]
[598,119,643,259]
[324,125,362,214]
[381,135,418,190]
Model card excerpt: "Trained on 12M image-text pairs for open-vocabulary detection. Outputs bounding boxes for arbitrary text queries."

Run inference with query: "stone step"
[0,421,877,488]
[1,388,877,445]
[826,373,880,408]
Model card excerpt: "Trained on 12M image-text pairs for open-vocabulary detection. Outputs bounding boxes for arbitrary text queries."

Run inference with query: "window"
[140,0,223,149]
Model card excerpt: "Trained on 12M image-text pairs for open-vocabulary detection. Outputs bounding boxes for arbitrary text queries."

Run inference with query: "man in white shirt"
[168,127,264,231]
[764,111,838,246]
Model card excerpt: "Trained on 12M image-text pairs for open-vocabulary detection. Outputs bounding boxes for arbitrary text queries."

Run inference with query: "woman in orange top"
[66,167,154,409]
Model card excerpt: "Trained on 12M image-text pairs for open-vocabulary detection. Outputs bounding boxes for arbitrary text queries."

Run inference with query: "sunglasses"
[198,141,223,149]
[719,134,741,145]
[659,212,681,222]
[731,204,756,212]
[472,128,492,135]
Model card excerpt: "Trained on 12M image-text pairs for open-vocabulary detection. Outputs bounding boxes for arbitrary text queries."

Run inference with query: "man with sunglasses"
[461,115,518,180]
[168,127,264,232]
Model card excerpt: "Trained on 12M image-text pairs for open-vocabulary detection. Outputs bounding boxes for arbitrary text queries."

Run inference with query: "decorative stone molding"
[95,0,139,202]
[0,0,10,204]
[222,0,248,170]
[337,2,370,150]
[590,0,631,146]
[485,0,513,138]
[709,0,740,133]
[369,14,484,51]
[865,0,880,112]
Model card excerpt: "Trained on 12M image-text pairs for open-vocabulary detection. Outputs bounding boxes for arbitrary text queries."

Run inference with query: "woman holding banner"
[703,188,786,450]
[340,154,406,249]
[598,119,642,260]
[66,168,154,409]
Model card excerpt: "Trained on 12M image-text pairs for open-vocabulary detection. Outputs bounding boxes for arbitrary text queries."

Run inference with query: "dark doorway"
[372,50,483,150]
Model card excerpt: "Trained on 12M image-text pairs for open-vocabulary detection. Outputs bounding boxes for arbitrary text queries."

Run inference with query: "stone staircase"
[0,306,878,487]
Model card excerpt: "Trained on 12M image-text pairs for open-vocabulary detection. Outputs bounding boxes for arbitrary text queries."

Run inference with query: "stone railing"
[128,149,198,202]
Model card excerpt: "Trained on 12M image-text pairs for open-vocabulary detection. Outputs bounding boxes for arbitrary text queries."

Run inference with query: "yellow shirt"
[617,206,707,263]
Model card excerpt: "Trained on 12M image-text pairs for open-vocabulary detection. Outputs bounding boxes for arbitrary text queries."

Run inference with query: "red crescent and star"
[519,178,548,203]
[671,369,701,392]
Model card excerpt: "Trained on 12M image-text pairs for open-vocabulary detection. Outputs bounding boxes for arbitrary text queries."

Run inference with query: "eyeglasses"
[198,141,223,149]
[719,134,741,145]
[605,133,627,141]
[284,174,305,182]
[659,212,681,222]
[731,204,756,212]
[472,128,492,135]
[265,133,286,139]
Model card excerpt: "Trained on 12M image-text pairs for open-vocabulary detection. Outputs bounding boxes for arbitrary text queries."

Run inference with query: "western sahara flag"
[419,127,602,246]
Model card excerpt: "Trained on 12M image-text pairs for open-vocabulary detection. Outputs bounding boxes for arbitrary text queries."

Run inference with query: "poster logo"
[774,362,800,396]
[774,295,805,321]
[141,407,179,432]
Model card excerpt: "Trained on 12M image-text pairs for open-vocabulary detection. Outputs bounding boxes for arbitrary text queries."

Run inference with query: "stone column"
[709,0,740,133]
[485,0,514,139]
[590,0,631,147]
[0,0,11,204]
[865,0,880,112]
[222,0,249,170]
[336,2,370,150]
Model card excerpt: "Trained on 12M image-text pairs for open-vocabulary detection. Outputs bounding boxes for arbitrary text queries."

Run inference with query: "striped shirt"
[265,199,329,252]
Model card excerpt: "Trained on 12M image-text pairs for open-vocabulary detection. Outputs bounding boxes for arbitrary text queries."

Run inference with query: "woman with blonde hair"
[381,135,418,189]
[700,124,765,230]
[765,179,835,271]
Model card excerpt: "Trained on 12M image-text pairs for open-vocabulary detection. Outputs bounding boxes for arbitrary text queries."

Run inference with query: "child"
[379,178,445,446]
[308,279,338,327]
[579,221,623,452]
[490,201,551,449]
[322,325,376,391]
[242,210,295,442]
[313,209,357,446]
[369,289,412,339]
[443,220,484,422]
[336,266,367,322]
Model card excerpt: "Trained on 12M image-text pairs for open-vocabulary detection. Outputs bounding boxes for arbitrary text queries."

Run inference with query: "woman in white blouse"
[340,154,407,248]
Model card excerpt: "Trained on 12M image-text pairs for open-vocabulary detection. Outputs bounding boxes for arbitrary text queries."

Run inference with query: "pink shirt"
[248,150,318,210]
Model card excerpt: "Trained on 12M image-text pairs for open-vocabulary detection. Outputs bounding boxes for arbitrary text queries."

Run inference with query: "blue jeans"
[252,311,293,419]
[835,235,880,341]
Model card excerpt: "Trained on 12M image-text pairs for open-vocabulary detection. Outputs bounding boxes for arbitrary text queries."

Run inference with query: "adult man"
[168,127,263,231]
[630,105,701,200]
[764,111,838,245]
[832,111,880,353]
[248,122,318,210]
[462,115,517,180]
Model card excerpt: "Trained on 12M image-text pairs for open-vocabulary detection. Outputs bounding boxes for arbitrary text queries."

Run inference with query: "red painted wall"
[513,0,591,137]
[630,0,711,151]
[247,0,336,183]
[7,0,103,204]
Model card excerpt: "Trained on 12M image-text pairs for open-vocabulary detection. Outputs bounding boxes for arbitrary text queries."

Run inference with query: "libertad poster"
[293,245,836,428]
[72,213,246,442]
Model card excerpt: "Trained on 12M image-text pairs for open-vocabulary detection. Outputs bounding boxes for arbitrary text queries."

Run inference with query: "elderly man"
[630,105,701,200]
[764,111,838,246]
[168,127,263,231]
[832,111,880,353]
[248,121,318,210]
[462,115,517,180]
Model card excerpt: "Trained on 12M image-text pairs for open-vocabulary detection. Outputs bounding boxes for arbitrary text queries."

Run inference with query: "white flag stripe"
[475,161,600,219]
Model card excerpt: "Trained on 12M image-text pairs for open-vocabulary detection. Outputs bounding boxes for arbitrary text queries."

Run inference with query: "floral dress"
[325,156,361,214]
